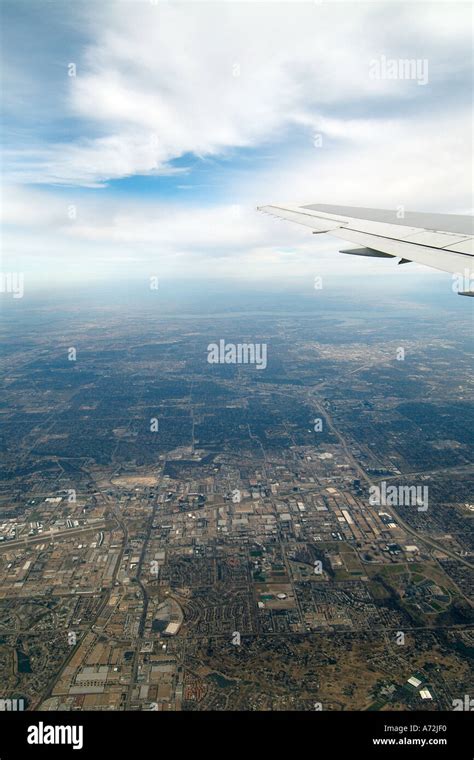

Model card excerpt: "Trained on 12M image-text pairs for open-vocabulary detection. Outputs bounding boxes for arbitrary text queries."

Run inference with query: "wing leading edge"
[258,203,474,295]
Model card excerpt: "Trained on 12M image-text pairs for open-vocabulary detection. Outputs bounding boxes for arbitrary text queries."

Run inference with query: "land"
[0,287,472,711]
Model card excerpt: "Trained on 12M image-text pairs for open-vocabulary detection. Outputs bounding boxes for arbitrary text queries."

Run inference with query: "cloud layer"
[1,0,472,286]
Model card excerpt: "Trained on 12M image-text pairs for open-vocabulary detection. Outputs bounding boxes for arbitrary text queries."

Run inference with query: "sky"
[0,0,472,291]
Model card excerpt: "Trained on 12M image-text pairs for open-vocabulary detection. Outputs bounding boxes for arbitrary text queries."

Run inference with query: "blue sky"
[1,0,472,289]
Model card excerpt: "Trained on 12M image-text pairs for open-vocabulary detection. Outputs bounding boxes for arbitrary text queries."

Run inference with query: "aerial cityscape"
[1,285,472,713]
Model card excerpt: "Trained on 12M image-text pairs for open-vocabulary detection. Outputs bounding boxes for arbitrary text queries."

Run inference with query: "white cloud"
[5,0,471,186]
[1,181,450,289]
[1,1,471,288]
[245,106,473,213]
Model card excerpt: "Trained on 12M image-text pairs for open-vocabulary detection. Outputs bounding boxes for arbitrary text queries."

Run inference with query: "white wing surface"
[258,203,474,295]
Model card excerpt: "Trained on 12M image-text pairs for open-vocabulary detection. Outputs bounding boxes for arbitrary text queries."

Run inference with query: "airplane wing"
[257,203,474,295]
